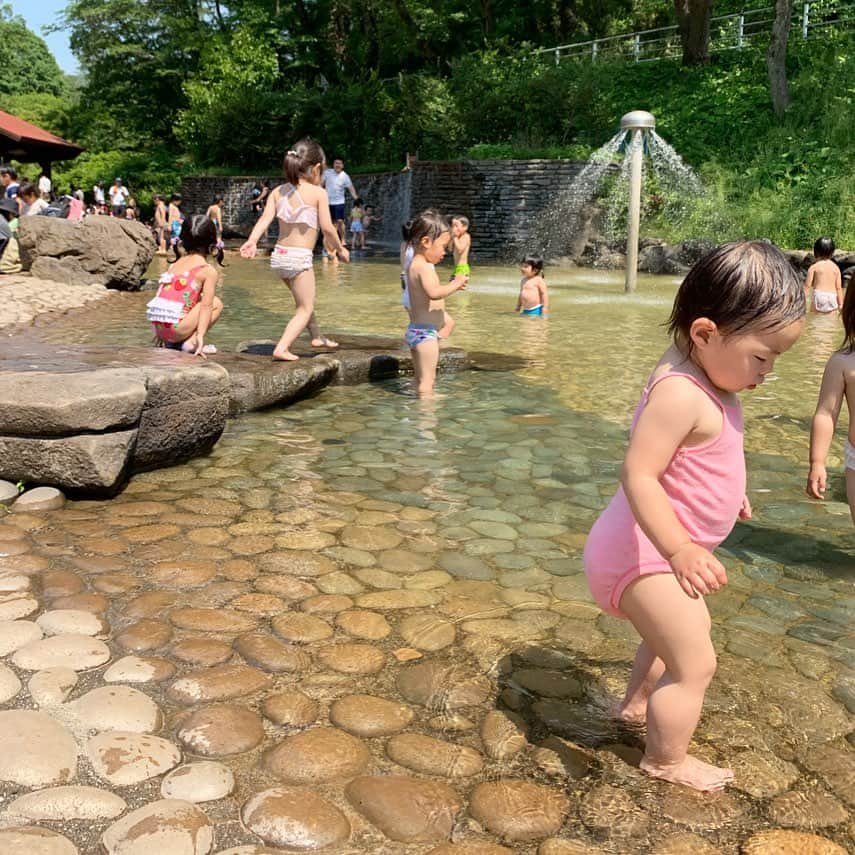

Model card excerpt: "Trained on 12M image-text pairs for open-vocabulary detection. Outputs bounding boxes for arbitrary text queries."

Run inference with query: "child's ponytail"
[283,138,326,186]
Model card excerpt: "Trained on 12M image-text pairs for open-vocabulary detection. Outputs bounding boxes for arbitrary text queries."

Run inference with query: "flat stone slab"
[0,335,473,492]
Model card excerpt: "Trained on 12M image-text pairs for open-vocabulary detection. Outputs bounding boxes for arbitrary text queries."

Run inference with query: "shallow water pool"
[12,254,855,852]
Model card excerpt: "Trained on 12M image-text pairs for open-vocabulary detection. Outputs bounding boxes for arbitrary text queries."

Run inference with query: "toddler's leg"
[411,340,440,397]
[616,641,665,724]
[620,573,732,792]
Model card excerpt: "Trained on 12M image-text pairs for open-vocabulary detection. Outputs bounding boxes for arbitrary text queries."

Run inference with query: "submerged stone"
[346,775,462,842]
[469,779,569,841]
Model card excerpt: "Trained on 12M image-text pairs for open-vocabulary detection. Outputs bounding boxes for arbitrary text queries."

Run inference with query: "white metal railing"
[536,1,855,64]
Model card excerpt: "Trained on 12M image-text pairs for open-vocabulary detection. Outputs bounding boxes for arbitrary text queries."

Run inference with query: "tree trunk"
[673,0,713,66]
[766,0,794,117]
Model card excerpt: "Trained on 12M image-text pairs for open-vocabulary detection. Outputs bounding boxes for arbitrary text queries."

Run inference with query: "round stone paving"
[263,727,370,784]
[346,774,462,843]
[741,830,848,854]
[262,691,320,728]
[387,733,484,777]
[469,780,569,842]
[161,762,235,802]
[0,710,77,786]
[86,731,182,785]
[329,694,415,737]
[177,704,265,757]
[0,826,79,855]
[241,787,351,850]
[101,799,214,855]
[6,786,127,821]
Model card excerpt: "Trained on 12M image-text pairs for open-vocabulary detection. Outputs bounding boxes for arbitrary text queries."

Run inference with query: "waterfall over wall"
[181,159,589,260]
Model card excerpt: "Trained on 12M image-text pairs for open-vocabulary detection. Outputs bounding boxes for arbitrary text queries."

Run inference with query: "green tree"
[0,5,65,96]
[59,0,211,147]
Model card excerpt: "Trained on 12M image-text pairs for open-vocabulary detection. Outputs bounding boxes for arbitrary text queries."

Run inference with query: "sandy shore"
[0,274,115,331]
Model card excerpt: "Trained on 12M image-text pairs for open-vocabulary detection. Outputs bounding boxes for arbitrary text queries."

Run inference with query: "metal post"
[554,48,560,65]
[737,14,744,48]
[592,40,598,60]
[634,34,640,62]
[625,130,643,293]
[803,2,810,38]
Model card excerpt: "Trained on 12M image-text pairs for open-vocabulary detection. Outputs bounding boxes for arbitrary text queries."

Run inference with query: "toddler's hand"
[193,338,207,358]
[338,247,350,263]
[239,241,257,259]
[739,495,752,520]
[452,275,468,291]
[806,463,827,499]
[668,543,728,598]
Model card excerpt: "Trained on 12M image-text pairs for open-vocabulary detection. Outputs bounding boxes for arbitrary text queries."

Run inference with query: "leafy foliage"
[0,5,65,96]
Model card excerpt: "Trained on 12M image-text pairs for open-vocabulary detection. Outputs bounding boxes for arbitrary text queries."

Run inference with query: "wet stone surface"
[2,286,855,852]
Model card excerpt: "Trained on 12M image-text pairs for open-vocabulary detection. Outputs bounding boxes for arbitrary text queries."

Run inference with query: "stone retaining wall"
[181,160,588,259]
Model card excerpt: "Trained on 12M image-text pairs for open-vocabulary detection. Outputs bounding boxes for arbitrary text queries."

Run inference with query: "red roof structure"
[0,109,83,171]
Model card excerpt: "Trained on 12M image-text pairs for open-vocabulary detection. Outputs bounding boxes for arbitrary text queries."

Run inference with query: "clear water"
[18,255,855,851]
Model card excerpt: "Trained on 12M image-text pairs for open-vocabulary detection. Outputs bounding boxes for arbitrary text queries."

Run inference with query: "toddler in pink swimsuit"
[584,241,805,793]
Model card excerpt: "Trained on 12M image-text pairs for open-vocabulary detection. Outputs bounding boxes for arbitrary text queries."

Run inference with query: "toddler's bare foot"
[640,754,733,792]
[272,349,299,362]
[311,337,339,349]
[180,337,197,353]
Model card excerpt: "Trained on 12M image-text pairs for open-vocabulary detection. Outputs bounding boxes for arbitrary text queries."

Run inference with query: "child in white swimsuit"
[240,139,349,361]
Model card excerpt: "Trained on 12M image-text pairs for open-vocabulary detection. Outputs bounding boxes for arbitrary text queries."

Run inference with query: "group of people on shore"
[146,136,855,802]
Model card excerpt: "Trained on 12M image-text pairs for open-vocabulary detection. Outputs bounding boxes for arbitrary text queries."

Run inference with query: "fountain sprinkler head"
[620,110,655,132]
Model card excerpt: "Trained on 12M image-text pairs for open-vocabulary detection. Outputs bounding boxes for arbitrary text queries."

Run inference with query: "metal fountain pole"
[620,111,655,293]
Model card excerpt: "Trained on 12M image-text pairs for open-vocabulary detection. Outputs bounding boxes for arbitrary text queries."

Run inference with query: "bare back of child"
[805,237,842,313]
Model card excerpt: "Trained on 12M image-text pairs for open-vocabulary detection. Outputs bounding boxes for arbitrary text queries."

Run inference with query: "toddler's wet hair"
[667,240,804,346]
[814,236,835,258]
[521,255,544,274]
[406,209,450,245]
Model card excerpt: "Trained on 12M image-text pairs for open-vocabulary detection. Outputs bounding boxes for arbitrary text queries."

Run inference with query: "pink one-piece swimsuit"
[583,369,746,618]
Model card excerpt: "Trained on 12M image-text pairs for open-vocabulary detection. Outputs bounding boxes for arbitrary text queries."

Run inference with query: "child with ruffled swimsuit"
[807,279,855,524]
[516,255,549,317]
[404,210,467,397]
[146,215,224,356]
[584,241,805,792]
[805,236,843,314]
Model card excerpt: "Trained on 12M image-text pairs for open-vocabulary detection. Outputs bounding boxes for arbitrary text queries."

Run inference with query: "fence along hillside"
[536,0,855,64]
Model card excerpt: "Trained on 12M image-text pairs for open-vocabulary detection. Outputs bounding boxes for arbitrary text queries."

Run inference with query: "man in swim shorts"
[322,159,357,247]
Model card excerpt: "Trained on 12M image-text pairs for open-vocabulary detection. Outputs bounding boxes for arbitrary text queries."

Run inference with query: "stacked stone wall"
[181,159,587,259]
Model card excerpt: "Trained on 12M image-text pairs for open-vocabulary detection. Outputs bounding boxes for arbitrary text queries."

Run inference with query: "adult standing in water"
[322,158,357,249]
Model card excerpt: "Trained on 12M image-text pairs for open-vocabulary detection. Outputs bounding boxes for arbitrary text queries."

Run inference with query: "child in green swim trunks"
[451,216,471,278]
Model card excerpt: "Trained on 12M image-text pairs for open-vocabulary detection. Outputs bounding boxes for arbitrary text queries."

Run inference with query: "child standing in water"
[516,255,549,316]
[167,194,184,261]
[805,236,842,314]
[146,215,224,355]
[584,241,804,792]
[206,194,227,266]
[240,138,349,361]
[807,283,855,522]
[405,210,467,396]
[349,198,365,249]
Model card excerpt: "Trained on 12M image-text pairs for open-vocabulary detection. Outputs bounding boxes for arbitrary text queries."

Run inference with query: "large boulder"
[17,217,156,290]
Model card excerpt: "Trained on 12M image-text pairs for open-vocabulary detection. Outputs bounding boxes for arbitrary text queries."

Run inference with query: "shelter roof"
[0,110,83,162]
